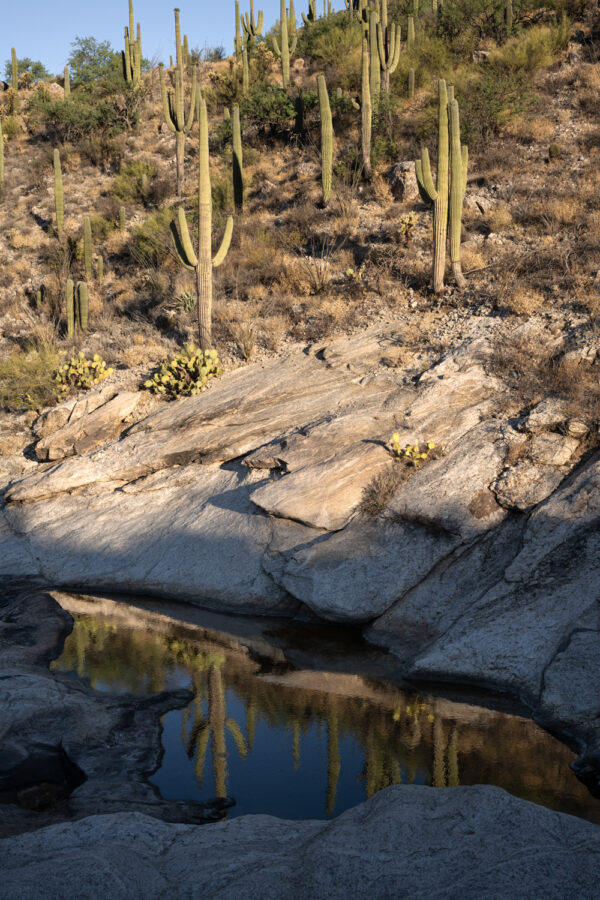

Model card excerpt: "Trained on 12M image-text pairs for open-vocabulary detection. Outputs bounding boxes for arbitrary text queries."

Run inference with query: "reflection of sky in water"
[51,608,600,824]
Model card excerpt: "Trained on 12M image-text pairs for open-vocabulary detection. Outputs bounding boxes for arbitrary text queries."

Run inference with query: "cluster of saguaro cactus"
[171,93,234,350]
[159,8,197,196]
[302,0,317,26]
[123,0,143,86]
[317,74,333,205]
[232,105,244,211]
[53,149,64,239]
[272,0,297,88]
[416,79,468,292]
[65,279,89,336]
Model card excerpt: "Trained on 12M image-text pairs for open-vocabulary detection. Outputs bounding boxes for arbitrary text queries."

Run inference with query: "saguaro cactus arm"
[172,208,198,269]
[213,219,234,267]
[415,148,436,202]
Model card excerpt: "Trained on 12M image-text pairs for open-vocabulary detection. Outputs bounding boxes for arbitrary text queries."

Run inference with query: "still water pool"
[50,593,600,824]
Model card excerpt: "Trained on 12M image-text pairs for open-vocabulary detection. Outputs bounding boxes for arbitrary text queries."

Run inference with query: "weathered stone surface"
[528,432,580,466]
[523,398,567,433]
[386,161,419,202]
[492,461,566,510]
[274,518,459,622]
[2,786,600,900]
[36,391,143,461]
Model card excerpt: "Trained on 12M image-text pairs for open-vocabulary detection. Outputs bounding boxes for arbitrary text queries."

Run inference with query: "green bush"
[0,345,60,411]
[1,116,21,141]
[241,82,296,125]
[456,64,536,146]
[112,160,157,202]
[144,345,223,398]
[89,215,116,241]
[129,208,175,268]
[296,15,361,87]
[28,91,120,144]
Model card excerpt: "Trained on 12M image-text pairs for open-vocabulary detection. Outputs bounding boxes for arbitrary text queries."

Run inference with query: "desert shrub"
[112,160,157,202]
[28,91,120,144]
[1,116,21,141]
[144,345,223,397]
[391,34,453,93]
[129,208,175,267]
[241,82,296,126]
[456,65,536,146]
[359,463,410,517]
[89,215,116,241]
[297,15,361,85]
[0,345,60,411]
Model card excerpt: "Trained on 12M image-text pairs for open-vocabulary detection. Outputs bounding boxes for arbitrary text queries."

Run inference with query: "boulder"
[386,161,419,203]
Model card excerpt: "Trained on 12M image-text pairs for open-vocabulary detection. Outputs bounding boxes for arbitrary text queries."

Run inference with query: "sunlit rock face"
[1,325,599,776]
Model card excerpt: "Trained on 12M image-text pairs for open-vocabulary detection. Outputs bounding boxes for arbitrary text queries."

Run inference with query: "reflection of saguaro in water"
[246,696,257,751]
[326,713,341,815]
[209,664,228,797]
[186,659,247,798]
[432,718,447,787]
[447,724,460,786]
[291,714,302,771]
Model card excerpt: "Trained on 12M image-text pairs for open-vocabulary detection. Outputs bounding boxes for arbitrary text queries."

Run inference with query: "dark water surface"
[50,593,600,824]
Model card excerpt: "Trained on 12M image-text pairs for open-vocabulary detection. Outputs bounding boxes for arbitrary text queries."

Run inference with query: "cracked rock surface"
[1,323,599,782]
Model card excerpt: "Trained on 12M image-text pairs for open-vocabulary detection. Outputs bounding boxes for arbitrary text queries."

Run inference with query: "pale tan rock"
[528,432,579,467]
[35,392,143,461]
[492,461,565,511]
[523,398,567,433]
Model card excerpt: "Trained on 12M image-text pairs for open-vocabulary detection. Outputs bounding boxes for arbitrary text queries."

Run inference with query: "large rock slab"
[2,785,600,899]
[35,391,144,461]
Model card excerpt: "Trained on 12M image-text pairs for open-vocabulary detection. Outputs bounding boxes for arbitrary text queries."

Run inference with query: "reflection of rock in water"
[49,593,600,824]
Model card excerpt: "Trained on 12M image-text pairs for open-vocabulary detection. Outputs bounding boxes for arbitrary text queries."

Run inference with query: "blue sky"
[4,0,341,76]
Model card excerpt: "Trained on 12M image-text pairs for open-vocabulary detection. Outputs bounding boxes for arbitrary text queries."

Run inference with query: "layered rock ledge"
[1,322,599,782]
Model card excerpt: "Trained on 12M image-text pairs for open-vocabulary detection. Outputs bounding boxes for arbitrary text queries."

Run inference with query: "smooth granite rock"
[2,785,600,900]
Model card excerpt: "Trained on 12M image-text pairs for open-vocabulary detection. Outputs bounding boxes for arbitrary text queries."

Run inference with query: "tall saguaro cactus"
[317,74,333,205]
[408,67,415,98]
[123,0,142,86]
[84,217,93,280]
[232,104,244,212]
[53,149,64,239]
[171,93,234,350]
[302,0,317,26]
[11,48,18,91]
[64,66,70,98]
[368,11,381,102]
[78,282,89,331]
[235,0,243,61]
[66,279,75,337]
[0,120,4,198]
[242,0,264,47]
[415,79,449,293]
[159,8,197,196]
[377,0,401,93]
[242,42,250,95]
[407,15,416,50]
[272,0,297,88]
[448,94,468,289]
[360,34,372,179]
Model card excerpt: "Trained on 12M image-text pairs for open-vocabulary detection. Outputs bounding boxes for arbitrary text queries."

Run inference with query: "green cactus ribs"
[272,0,297,88]
[160,7,197,197]
[171,92,233,351]
[232,105,244,212]
[317,74,333,205]
[53,149,64,239]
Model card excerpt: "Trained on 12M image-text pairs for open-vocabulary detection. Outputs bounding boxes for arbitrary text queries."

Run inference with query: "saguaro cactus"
[272,0,297,88]
[317,73,333,205]
[360,34,372,179]
[78,282,89,330]
[377,0,401,93]
[64,66,70,98]
[408,67,415,98]
[171,93,234,350]
[53,149,64,239]
[232,104,244,211]
[368,11,381,102]
[123,1,142,86]
[119,205,126,231]
[448,94,468,289]
[0,120,4,197]
[416,79,449,293]
[505,0,513,34]
[242,0,264,46]
[159,8,197,196]
[97,256,104,284]
[84,217,93,280]
[235,0,243,61]
[407,15,416,50]
[242,42,250,95]
[11,48,18,91]
[66,279,75,337]
[302,0,317,26]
